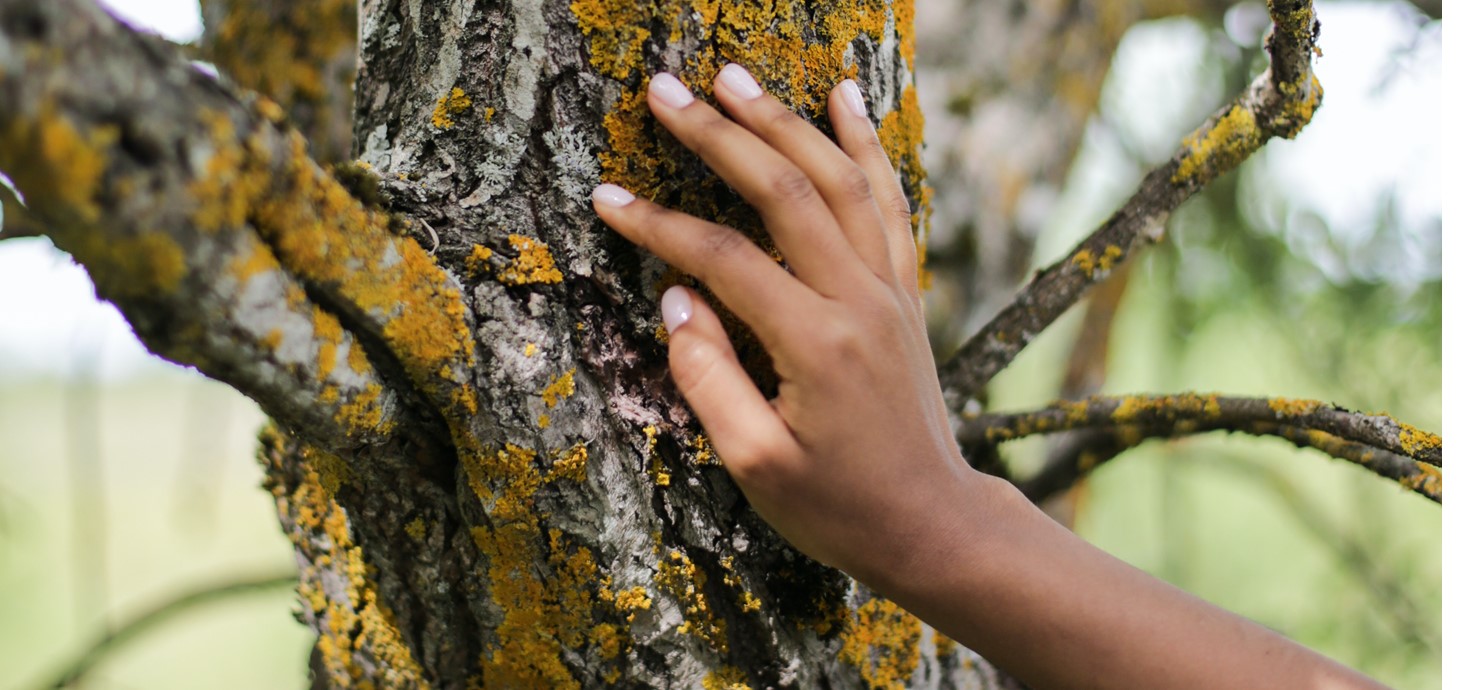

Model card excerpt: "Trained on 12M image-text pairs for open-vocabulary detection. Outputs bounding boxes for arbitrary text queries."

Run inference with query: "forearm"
[869,472,1389,690]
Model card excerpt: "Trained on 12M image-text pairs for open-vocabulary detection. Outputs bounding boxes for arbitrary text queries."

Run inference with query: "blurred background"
[0,0,1441,688]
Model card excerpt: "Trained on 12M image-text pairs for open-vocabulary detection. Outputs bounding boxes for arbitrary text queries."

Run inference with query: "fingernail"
[661,286,693,335]
[718,63,763,100]
[592,183,635,207]
[838,80,867,118]
[649,73,695,109]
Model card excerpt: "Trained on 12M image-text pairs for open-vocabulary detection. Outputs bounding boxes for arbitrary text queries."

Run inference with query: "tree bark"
[0,0,1017,687]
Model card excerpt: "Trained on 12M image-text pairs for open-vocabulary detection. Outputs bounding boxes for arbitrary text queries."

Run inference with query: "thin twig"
[937,0,1324,410]
[963,393,1440,468]
[998,399,1442,501]
[38,571,298,690]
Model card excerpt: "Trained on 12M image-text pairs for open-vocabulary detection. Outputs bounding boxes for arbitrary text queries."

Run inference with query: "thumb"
[662,286,791,470]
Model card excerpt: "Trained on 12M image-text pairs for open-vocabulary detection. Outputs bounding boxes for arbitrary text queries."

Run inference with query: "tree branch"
[972,394,1442,503]
[0,0,479,452]
[937,0,1324,410]
[36,571,298,690]
[198,0,357,163]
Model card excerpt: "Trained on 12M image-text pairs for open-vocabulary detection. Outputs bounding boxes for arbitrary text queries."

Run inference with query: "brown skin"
[591,66,1389,690]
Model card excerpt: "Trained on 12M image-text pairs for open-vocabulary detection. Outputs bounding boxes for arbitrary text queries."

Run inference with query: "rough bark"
[0,0,1016,687]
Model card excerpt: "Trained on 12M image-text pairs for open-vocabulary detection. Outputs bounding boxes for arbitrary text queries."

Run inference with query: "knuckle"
[765,166,819,204]
[837,165,875,204]
[765,107,805,138]
[698,224,748,263]
[730,436,790,484]
[885,191,913,225]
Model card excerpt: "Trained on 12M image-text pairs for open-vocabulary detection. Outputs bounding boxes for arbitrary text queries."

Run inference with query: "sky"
[0,0,1444,381]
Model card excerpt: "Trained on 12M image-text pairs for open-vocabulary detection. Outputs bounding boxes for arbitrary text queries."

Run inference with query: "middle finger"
[646,72,867,296]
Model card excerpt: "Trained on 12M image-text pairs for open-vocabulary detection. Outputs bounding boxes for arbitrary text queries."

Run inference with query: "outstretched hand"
[590,65,989,589]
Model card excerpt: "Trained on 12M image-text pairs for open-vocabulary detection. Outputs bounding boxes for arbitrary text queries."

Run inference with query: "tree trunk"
[272,2,1018,687]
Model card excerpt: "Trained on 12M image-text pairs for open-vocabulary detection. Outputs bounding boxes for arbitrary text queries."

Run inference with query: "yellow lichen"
[1400,462,1442,497]
[184,112,476,434]
[466,244,495,278]
[269,436,428,688]
[548,444,590,482]
[691,434,717,465]
[1397,424,1441,458]
[702,667,752,690]
[932,631,957,659]
[498,234,565,285]
[1172,104,1262,185]
[654,548,726,651]
[432,87,473,129]
[1268,397,1320,418]
[1072,249,1095,277]
[404,518,427,541]
[611,586,653,621]
[542,369,577,409]
[838,598,923,690]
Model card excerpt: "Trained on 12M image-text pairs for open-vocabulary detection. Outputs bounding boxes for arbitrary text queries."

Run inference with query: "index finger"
[590,184,818,347]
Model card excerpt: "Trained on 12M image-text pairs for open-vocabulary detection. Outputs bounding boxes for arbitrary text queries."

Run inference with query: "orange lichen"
[466,244,495,277]
[1109,393,1221,425]
[266,434,427,688]
[313,306,345,379]
[499,234,565,285]
[1401,462,1442,497]
[838,598,923,690]
[1268,397,1321,418]
[458,440,626,688]
[335,383,388,433]
[0,104,112,226]
[200,0,356,109]
[1397,423,1440,458]
[1172,104,1262,185]
[691,434,717,465]
[542,369,577,409]
[932,631,957,659]
[432,87,473,129]
[184,113,476,432]
[702,667,752,690]
[654,548,726,651]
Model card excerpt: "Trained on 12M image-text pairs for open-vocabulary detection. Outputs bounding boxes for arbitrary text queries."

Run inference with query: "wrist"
[853,466,1025,604]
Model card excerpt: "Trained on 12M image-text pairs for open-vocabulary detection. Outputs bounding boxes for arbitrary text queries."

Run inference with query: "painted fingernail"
[718,63,764,100]
[838,79,868,118]
[649,73,695,109]
[592,183,635,207]
[661,286,693,335]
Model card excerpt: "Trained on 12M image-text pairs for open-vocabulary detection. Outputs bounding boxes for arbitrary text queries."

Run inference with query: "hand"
[592,66,1391,690]
[590,65,992,587]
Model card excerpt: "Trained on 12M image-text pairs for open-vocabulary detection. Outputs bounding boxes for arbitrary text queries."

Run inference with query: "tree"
[0,0,1439,688]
